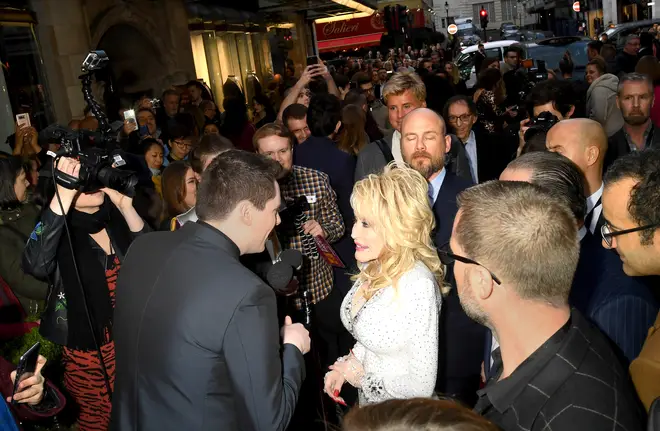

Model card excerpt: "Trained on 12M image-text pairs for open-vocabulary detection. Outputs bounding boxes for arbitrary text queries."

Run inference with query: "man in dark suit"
[502,151,658,366]
[401,108,485,406]
[111,150,310,431]
[546,119,609,235]
[444,95,514,184]
[605,73,660,172]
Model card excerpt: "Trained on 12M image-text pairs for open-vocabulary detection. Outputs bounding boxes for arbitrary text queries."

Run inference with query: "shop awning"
[318,32,382,52]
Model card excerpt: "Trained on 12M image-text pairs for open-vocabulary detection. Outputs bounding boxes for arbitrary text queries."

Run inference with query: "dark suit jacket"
[111,222,305,431]
[432,172,487,406]
[605,124,660,173]
[446,126,515,184]
[571,232,659,364]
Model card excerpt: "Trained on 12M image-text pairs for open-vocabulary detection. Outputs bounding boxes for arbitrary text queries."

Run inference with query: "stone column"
[31,0,91,123]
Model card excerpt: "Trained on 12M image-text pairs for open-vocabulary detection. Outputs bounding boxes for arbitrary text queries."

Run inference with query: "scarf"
[57,199,132,350]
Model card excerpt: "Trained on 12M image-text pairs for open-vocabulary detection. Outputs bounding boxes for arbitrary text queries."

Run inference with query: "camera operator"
[21,157,149,431]
[517,80,575,157]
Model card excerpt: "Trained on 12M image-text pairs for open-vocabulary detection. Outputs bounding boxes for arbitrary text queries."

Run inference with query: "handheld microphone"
[279,249,303,270]
[266,261,299,296]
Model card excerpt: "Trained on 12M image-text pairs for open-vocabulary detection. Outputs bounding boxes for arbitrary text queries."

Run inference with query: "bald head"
[546,119,607,175]
[400,108,451,180]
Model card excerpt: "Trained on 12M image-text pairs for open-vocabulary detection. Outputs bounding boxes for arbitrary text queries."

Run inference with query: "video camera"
[45,51,138,197]
[523,110,559,143]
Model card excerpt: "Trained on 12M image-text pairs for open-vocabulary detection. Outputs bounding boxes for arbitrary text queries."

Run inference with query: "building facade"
[432,0,536,35]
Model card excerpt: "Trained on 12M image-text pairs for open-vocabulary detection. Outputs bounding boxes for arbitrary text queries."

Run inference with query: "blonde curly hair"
[351,163,447,298]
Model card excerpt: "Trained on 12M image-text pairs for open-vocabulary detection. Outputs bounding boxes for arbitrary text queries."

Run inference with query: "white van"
[455,40,518,88]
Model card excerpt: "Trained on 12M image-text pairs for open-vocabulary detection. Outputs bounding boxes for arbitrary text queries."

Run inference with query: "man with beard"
[400,108,484,407]
[449,181,644,431]
[355,72,426,181]
[606,73,660,172]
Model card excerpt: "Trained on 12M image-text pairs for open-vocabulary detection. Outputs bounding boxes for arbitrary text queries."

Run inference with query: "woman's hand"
[8,356,47,405]
[329,354,365,388]
[323,370,347,406]
[50,157,81,215]
[102,188,133,212]
[123,119,137,136]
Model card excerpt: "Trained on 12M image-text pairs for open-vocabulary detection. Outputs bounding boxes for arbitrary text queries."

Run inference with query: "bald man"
[546,119,608,236]
[401,108,484,407]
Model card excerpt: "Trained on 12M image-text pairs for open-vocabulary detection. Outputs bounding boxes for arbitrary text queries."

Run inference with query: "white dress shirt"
[391,130,404,164]
[428,168,447,206]
[464,130,479,184]
[586,182,604,235]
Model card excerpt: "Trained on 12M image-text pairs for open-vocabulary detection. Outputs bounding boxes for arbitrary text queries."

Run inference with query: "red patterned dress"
[61,255,119,431]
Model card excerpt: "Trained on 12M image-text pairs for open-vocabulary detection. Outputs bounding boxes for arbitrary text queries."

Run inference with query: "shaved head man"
[402,107,480,406]
[401,108,451,182]
[546,119,608,235]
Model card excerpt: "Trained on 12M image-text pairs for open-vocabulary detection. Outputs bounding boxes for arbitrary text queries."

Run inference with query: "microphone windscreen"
[280,249,303,270]
[266,262,294,292]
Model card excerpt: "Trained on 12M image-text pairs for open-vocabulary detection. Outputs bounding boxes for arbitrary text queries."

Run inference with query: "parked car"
[500,23,518,37]
[605,19,660,51]
[456,40,519,88]
[457,22,482,46]
[456,37,589,88]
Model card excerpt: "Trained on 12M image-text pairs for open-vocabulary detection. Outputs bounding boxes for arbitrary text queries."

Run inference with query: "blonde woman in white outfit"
[323,163,447,406]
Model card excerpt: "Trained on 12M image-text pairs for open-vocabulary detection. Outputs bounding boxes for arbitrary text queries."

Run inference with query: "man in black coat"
[401,108,484,407]
[111,150,310,431]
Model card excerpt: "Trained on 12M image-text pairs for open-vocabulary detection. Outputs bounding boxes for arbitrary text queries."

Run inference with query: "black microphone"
[279,249,303,270]
[266,262,294,293]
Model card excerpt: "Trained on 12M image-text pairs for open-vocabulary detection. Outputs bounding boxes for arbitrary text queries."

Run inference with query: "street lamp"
[445,1,449,21]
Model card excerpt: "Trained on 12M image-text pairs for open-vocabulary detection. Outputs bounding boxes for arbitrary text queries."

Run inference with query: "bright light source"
[329,0,375,14]
[314,12,372,23]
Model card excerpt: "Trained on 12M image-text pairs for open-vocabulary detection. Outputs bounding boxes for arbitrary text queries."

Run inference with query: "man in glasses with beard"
[605,73,660,171]
[400,108,484,407]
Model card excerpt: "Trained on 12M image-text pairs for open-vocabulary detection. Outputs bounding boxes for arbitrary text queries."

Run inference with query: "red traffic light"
[480,9,488,17]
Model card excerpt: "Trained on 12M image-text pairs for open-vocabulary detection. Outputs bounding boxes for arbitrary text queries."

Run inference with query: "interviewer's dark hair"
[197,150,282,222]
[282,103,308,125]
[0,156,23,207]
[526,80,574,118]
[190,134,234,174]
[604,149,660,245]
[342,398,500,431]
[507,151,587,222]
[307,93,342,137]
[588,40,603,54]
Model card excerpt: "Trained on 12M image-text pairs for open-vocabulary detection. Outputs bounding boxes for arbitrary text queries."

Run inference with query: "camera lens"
[96,166,138,197]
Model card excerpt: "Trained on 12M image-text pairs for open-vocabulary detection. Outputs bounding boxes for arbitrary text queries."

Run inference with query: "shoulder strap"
[375,139,394,164]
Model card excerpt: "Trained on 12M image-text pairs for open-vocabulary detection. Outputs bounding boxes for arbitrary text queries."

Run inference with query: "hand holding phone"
[123,109,138,135]
[10,343,45,406]
[16,113,30,129]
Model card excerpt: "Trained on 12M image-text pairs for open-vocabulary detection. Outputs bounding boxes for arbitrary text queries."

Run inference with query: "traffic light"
[480,8,489,30]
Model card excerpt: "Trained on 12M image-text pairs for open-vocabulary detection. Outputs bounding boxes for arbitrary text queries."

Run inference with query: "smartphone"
[123,109,137,126]
[11,342,40,405]
[306,56,318,66]
[16,113,30,128]
[139,124,149,136]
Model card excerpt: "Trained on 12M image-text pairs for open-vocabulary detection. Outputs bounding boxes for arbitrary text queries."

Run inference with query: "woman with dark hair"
[338,104,367,156]
[473,68,516,133]
[220,97,256,152]
[252,94,277,129]
[160,161,197,231]
[422,74,456,118]
[0,156,48,320]
[342,398,499,431]
[22,157,148,431]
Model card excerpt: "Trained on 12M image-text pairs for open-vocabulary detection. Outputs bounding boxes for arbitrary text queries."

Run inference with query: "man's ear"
[567,105,575,119]
[238,201,252,226]
[334,121,342,135]
[469,266,496,301]
[444,134,452,154]
[616,96,621,110]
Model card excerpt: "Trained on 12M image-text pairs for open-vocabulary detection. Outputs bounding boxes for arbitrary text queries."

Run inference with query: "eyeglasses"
[448,114,472,125]
[438,243,502,285]
[601,222,660,248]
[173,140,192,149]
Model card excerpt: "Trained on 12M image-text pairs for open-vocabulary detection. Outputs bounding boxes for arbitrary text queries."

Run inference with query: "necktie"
[428,183,434,205]
[584,197,602,235]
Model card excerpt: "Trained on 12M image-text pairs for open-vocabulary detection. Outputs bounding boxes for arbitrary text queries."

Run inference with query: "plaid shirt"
[277,165,344,307]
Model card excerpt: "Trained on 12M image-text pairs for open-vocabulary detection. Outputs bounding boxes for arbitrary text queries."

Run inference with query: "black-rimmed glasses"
[438,243,502,285]
[601,222,660,248]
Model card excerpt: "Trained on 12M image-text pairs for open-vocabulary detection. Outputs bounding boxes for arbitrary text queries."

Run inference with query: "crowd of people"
[0,30,659,431]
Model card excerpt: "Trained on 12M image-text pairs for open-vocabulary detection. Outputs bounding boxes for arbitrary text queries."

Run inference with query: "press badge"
[306,194,317,204]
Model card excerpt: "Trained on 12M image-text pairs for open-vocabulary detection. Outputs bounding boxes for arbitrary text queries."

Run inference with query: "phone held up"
[306,56,318,66]
[11,342,40,405]
[16,113,30,129]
